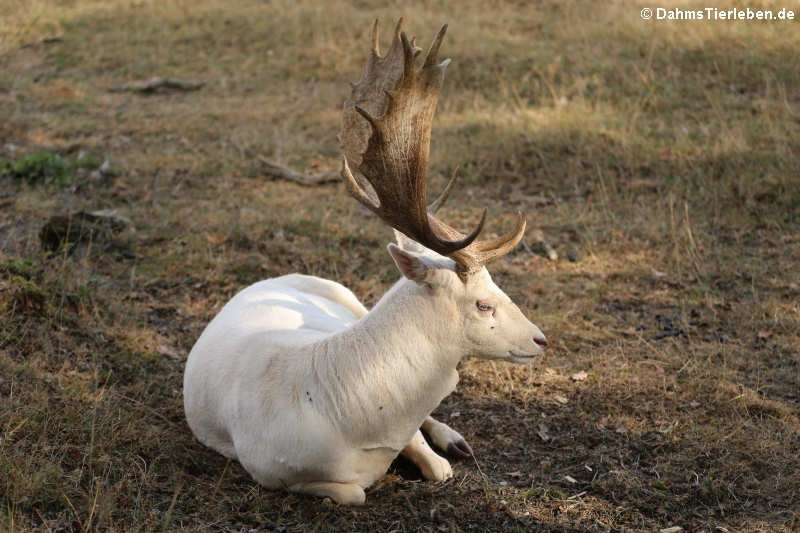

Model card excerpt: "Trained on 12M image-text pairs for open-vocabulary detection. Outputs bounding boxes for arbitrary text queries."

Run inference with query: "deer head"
[340,19,547,362]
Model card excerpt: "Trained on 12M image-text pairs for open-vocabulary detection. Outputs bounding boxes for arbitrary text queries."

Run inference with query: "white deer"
[183,19,547,505]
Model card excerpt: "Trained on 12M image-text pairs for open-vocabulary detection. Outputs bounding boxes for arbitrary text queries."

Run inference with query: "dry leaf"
[651,268,668,278]
[204,233,227,245]
[658,423,676,435]
[536,423,550,442]
[158,344,181,359]
[571,370,588,382]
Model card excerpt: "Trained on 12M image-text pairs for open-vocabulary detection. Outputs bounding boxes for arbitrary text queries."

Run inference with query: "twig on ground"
[521,237,536,256]
[21,36,63,48]
[110,77,205,93]
[525,229,558,261]
[257,156,338,186]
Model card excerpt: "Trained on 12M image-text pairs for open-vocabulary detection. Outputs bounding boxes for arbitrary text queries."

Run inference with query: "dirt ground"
[1,1,798,531]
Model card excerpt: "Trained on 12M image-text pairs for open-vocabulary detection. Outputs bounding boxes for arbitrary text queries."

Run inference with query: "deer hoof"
[447,438,474,458]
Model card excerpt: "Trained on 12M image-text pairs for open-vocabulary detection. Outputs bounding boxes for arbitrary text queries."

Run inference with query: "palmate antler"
[340,19,526,276]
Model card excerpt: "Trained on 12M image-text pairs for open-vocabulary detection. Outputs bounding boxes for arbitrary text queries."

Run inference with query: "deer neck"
[307,280,462,450]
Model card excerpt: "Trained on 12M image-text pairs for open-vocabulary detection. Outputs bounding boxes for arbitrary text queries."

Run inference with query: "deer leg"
[421,416,473,458]
[401,430,453,481]
[288,481,366,505]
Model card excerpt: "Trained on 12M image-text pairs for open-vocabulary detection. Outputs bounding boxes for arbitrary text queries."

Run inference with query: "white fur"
[184,245,545,504]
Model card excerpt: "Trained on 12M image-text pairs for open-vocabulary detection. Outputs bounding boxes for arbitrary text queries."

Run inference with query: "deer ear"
[392,229,427,253]
[387,243,430,284]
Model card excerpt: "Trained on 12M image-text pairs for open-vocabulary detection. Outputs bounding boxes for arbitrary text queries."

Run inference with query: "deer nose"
[533,335,548,348]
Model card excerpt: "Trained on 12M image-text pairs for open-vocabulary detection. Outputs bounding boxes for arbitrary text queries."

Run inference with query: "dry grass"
[1,0,799,531]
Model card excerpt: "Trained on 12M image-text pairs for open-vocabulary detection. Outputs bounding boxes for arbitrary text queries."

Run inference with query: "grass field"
[1,0,799,531]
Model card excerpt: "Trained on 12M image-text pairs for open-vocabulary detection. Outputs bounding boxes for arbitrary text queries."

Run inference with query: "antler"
[340,19,526,276]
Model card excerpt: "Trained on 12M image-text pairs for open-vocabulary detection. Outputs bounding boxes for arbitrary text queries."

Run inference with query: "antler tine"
[341,157,378,209]
[423,24,447,68]
[430,210,525,273]
[474,212,526,252]
[428,208,488,254]
[400,32,417,80]
[469,214,527,267]
[354,105,379,132]
[428,169,458,215]
[371,19,380,57]
[340,20,526,275]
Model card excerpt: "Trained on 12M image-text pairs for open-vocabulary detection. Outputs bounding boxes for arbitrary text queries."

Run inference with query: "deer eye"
[476,301,494,313]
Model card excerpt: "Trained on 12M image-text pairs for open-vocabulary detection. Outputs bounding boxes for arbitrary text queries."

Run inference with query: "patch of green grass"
[284,218,323,238]
[525,488,543,500]
[74,150,103,171]
[226,257,264,284]
[1,150,117,189]
[652,479,669,491]
[3,152,74,187]
[3,258,40,280]
[6,275,48,315]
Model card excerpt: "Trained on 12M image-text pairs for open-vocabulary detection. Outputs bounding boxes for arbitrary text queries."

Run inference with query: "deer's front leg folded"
[288,481,366,505]
[421,416,474,458]
[401,430,453,481]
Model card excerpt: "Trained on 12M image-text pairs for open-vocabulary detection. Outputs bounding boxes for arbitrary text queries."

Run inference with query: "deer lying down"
[183,19,547,505]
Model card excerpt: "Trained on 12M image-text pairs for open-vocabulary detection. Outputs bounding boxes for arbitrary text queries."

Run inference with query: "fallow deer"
[184,19,547,505]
